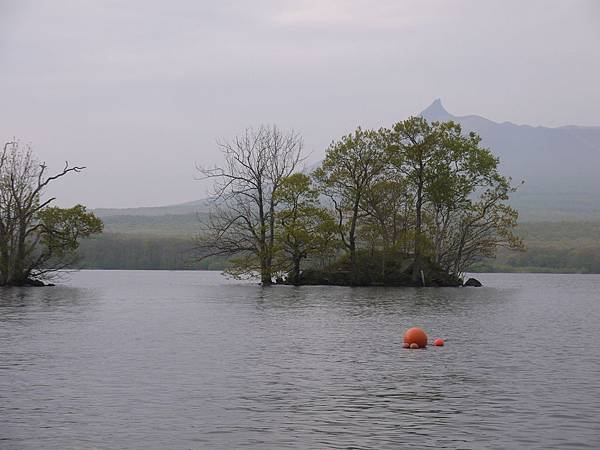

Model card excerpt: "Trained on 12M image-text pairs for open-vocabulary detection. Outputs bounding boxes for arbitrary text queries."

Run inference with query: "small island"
[278,254,464,287]
[197,117,523,286]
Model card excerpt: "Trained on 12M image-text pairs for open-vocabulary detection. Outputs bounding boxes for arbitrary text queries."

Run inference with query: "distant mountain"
[96,101,600,223]
[94,198,212,218]
[421,99,600,220]
[92,200,210,237]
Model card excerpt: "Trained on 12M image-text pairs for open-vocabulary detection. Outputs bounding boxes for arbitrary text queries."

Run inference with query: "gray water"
[1,271,599,449]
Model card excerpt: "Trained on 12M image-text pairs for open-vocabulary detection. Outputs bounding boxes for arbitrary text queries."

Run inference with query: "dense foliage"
[198,118,523,285]
[273,173,338,283]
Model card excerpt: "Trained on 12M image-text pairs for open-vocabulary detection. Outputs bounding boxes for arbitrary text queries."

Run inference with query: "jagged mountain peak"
[420,98,453,121]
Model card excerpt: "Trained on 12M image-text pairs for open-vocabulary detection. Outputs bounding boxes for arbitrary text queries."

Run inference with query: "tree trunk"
[348,197,360,282]
[412,170,424,286]
[292,256,301,286]
[266,197,276,282]
[261,266,272,285]
[0,235,8,285]
[13,221,27,285]
[257,187,272,286]
[259,238,272,285]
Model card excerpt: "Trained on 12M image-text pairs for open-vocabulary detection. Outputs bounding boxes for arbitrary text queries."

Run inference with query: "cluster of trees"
[197,118,524,285]
[0,142,102,286]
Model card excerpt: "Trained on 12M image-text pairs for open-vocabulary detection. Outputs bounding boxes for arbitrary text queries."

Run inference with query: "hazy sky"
[1,0,599,208]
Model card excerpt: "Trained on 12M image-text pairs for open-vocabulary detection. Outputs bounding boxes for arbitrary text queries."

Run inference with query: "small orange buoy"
[433,338,444,347]
[402,342,410,349]
[404,327,428,348]
[409,343,420,349]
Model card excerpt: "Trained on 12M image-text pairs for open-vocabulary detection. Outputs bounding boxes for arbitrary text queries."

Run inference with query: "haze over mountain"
[96,100,600,222]
[3,1,599,209]
[421,99,600,220]
[94,199,211,218]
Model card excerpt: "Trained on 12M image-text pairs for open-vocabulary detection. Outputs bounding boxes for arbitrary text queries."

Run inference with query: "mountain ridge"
[421,98,600,130]
[420,99,600,220]
[94,198,212,218]
[95,101,600,221]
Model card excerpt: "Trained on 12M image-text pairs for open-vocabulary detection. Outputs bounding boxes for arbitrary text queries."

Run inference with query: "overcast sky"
[1,0,598,208]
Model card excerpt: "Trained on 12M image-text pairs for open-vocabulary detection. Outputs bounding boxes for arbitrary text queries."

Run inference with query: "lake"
[1,271,599,449]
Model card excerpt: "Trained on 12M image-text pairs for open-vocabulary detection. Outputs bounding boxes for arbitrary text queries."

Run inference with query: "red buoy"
[409,343,420,349]
[404,327,428,348]
[433,338,445,347]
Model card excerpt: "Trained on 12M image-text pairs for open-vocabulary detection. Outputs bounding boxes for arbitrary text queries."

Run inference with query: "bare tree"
[196,126,303,285]
[0,142,103,286]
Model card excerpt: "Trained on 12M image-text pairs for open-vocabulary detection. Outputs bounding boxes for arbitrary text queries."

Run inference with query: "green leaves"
[0,141,103,285]
[313,116,522,278]
[273,173,338,282]
[37,205,103,256]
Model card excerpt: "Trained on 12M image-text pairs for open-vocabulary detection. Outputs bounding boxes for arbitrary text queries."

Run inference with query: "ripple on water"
[1,271,600,449]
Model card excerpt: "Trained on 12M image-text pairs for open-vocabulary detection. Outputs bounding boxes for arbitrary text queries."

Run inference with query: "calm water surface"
[1,271,599,449]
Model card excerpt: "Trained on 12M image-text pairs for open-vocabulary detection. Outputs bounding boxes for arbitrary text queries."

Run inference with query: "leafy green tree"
[359,178,413,252]
[0,142,103,285]
[274,173,337,284]
[436,179,524,276]
[386,117,445,284]
[425,123,499,262]
[314,127,387,279]
[32,205,103,276]
[386,118,523,281]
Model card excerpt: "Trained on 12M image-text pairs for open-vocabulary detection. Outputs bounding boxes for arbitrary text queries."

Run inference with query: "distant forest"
[473,221,600,273]
[76,215,600,274]
[78,233,226,271]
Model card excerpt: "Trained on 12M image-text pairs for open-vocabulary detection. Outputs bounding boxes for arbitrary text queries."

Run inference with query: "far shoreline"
[69,267,600,275]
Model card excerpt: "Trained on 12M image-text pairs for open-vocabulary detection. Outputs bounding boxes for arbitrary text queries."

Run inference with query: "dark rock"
[22,278,54,287]
[463,277,483,287]
[296,268,331,285]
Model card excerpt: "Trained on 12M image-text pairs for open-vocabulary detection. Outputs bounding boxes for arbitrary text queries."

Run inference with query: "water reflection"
[0,285,87,306]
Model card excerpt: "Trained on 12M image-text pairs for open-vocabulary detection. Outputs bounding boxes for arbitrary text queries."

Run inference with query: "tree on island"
[313,128,387,281]
[385,117,438,285]
[434,179,522,276]
[199,118,523,286]
[0,142,103,286]
[357,178,414,280]
[385,117,523,284]
[273,173,338,284]
[196,126,303,285]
